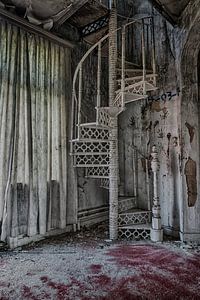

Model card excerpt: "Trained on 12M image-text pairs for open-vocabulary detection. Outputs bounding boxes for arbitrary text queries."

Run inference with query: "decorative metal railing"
[70,16,156,146]
[70,12,161,241]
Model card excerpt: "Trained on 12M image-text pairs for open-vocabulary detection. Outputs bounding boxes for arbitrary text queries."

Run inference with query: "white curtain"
[0,20,72,241]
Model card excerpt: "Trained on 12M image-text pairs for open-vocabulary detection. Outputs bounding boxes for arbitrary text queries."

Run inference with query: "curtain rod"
[0,7,74,49]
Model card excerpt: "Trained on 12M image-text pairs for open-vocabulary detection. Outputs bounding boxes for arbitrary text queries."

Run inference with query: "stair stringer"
[70,15,158,240]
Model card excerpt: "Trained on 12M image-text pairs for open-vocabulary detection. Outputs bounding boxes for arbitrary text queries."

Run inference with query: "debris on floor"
[1,225,200,299]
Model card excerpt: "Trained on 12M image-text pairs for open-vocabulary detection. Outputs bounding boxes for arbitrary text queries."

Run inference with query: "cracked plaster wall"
[118,0,200,241]
[69,0,200,240]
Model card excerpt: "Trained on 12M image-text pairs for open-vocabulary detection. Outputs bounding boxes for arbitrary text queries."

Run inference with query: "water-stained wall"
[117,0,200,241]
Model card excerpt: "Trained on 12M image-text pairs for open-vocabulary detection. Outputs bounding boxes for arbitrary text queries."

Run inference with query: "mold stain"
[150,101,162,112]
[185,122,195,143]
[184,157,197,207]
[167,133,171,157]
[140,158,146,173]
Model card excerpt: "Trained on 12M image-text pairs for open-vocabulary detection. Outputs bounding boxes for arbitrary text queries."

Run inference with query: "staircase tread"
[117,74,158,82]
[119,196,136,201]
[119,208,151,214]
[79,125,108,129]
[119,223,151,229]
[71,139,109,142]
[117,68,153,73]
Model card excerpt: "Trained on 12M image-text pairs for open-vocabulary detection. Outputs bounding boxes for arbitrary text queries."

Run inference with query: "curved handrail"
[71,15,154,141]
[72,15,153,95]
[72,29,120,94]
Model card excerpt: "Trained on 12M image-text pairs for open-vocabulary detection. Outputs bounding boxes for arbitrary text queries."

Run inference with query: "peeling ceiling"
[0,0,73,19]
[150,0,191,22]
[0,0,109,31]
[0,0,192,30]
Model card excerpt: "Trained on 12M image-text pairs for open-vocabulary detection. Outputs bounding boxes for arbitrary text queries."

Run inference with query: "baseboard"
[180,231,200,243]
[8,225,73,249]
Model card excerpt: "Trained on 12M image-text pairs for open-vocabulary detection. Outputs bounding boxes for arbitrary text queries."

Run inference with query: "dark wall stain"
[157,128,164,138]
[141,158,146,173]
[184,157,197,207]
[160,107,169,120]
[185,122,195,143]
[150,101,162,112]
[154,120,159,129]
[167,133,171,157]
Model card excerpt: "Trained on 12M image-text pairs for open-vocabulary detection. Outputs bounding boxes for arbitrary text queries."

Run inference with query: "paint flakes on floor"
[0,241,200,299]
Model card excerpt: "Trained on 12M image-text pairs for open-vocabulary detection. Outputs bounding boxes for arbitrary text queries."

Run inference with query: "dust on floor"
[0,226,200,300]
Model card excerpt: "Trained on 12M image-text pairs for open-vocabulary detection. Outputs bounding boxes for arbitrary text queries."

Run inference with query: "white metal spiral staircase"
[70,7,160,241]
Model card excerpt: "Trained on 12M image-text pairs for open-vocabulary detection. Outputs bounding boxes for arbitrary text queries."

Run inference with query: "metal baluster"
[133,148,137,198]
[70,91,75,152]
[121,25,126,108]
[150,17,156,85]
[96,42,102,123]
[141,19,146,95]
[146,158,151,212]
[77,64,83,140]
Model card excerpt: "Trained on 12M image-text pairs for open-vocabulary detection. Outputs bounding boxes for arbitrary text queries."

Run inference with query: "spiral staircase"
[70,6,159,240]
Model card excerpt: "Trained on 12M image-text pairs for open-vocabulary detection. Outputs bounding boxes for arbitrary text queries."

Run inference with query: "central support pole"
[109,0,118,240]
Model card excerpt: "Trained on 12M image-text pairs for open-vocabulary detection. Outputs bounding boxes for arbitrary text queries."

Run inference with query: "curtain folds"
[0,20,71,241]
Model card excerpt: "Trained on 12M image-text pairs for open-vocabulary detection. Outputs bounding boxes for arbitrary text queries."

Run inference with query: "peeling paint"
[185,122,195,143]
[151,101,162,112]
[167,133,172,157]
[184,158,197,207]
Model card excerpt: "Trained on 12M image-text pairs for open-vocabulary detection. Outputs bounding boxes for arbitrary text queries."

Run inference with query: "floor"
[0,225,200,300]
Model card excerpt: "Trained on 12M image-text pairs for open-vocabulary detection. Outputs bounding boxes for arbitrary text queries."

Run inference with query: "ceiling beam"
[54,0,89,29]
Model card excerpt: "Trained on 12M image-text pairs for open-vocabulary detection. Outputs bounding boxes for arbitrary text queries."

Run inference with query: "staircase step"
[117,68,153,76]
[124,92,147,103]
[86,166,109,178]
[79,122,108,128]
[117,58,141,69]
[72,140,109,154]
[119,196,137,213]
[73,156,109,167]
[117,74,157,87]
[118,224,151,240]
[121,81,157,96]
[79,126,109,140]
[118,209,151,226]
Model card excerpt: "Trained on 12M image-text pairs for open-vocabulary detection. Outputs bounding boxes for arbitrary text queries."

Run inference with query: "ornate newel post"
[151,145,163,242]
[109,0,118,240]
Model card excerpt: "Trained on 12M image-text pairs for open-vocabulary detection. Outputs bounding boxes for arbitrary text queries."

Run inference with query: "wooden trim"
[0,8,74,48]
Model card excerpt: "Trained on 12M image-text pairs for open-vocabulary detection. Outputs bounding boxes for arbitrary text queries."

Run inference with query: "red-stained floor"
[0,241,200,300]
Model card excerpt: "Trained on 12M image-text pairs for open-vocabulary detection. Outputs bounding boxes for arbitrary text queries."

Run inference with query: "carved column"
[151,145,163,242]
[109,0,118,240]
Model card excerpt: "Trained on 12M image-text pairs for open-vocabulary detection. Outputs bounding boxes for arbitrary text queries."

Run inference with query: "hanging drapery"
[0,19,72,241]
